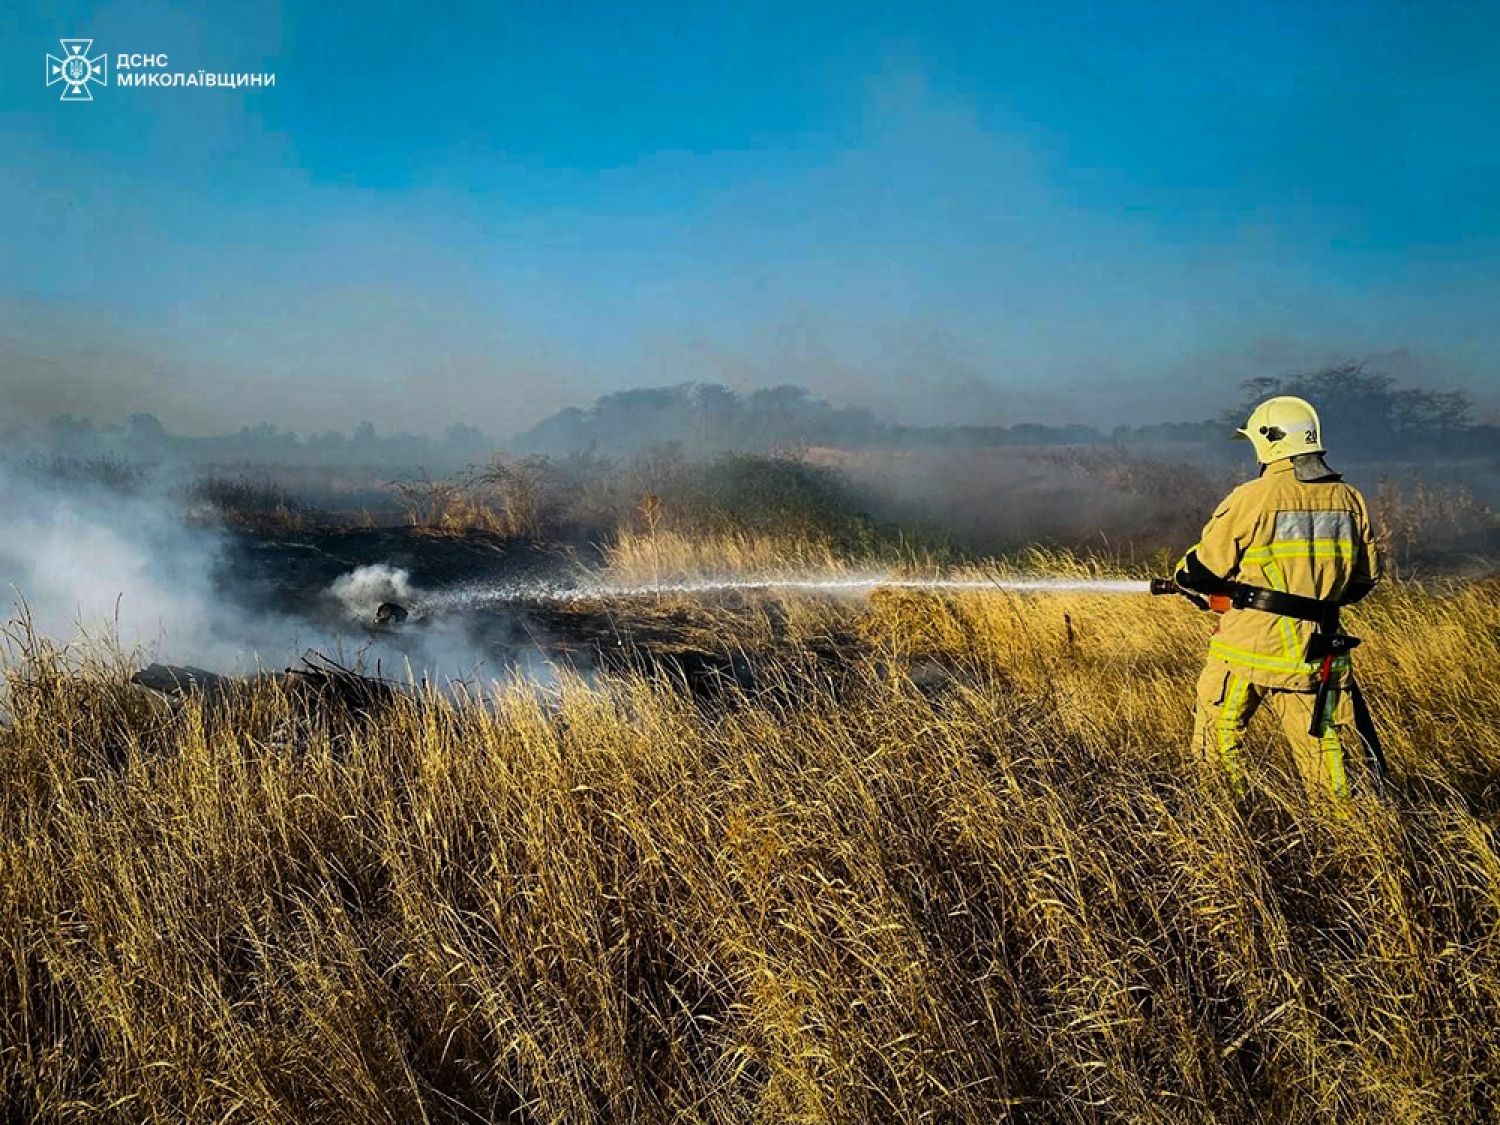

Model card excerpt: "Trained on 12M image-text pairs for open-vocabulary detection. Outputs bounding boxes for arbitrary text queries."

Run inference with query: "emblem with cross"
[47,39,108,101]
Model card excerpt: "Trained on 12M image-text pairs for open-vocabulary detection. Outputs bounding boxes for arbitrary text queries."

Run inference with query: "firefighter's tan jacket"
[1178,460,1381,690]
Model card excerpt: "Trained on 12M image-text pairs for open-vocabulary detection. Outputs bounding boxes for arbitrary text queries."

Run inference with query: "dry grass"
[390,474,511,537]
[1372,477,1496,575]
[2,567,1498,1122]
[188,474,308,536]
[605,528,853,583]
[601,530,1135,587]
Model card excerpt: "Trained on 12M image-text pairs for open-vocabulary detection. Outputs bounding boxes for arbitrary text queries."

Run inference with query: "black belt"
[1228,584,1340,630]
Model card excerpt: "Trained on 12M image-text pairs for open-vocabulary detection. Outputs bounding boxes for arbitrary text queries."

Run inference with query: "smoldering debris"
[131,654,404,713]
[330,563,414,624]
[130,663,229,697]
[125,655,414,755]
[375,602,409,627]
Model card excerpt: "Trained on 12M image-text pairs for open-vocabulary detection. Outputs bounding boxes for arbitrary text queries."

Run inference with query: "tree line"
[14,363,1494,467]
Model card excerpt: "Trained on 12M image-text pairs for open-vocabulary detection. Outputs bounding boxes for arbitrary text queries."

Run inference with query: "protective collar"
[1291,453,1341,482]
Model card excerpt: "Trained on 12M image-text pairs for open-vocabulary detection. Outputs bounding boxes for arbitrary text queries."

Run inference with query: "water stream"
[419,574,1151,612]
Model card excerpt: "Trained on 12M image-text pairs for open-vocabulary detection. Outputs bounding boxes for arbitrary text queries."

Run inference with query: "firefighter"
[1174,395,1381,798]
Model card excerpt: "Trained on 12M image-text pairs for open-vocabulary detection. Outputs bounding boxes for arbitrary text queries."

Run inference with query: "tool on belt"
[1152,577,1388,791]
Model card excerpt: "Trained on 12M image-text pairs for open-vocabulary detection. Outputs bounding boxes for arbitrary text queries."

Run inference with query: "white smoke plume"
[0,464,237,661]
[329,563,414,623]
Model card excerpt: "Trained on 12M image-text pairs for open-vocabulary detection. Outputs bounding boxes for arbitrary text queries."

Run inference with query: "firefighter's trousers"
[1192,661,1354,799]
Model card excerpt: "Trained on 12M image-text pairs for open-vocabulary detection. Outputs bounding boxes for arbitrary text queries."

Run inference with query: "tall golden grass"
[2,566,1498,1121]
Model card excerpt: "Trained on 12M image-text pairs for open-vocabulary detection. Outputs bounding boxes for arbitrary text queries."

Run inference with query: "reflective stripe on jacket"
[1176,460,1381,690]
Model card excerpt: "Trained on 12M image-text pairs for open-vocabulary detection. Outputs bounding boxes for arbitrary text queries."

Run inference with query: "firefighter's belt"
[1228,584,1340,631]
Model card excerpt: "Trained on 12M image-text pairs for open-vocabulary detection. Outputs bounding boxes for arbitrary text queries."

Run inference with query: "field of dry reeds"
[2,534,1498,1122]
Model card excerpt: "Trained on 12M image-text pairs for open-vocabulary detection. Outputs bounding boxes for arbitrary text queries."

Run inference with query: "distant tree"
[216,423,300,461]
[691,383,739,445]
[1006,422,1104,446]
[443,423,488,453]
[1225,362,1473,453]
[307,429,349,451]
[127,412,168,445]
[512,383,892,456]
[520,407,589,453]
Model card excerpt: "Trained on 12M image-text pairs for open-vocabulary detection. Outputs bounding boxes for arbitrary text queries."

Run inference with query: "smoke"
[0,463,233,660]
[329,564,414,623]
[0,462,553,685]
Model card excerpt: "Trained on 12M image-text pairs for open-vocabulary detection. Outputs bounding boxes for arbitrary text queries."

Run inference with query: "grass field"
[2,538,1498,1122]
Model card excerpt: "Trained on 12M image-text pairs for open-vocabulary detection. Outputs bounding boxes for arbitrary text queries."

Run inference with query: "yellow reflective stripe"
[1261,558,1286,591]
[1278,618,1300,661]
[1318,686,1340,738]
[1243,541,1356,562]
[1209,638,1352,675]
[1217,674,1251,774]
[1320,687,1348,798]
[1245,537,1356,550]
[1259,559,1301,660]
[1324,748,1348,798]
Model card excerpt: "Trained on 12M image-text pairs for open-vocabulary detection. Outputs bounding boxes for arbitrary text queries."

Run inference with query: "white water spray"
[418,573,1150,613]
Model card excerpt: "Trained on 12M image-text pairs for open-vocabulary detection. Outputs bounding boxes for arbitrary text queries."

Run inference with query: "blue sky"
[3,0,1497,434]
